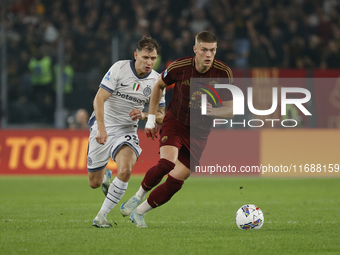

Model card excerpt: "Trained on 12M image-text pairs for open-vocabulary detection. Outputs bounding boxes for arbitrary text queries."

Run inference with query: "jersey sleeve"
[99,61,121,93]
[159,88,166,107]
[161,61,177,86]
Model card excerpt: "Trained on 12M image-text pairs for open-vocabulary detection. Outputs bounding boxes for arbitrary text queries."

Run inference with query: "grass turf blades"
[0,177,339,255]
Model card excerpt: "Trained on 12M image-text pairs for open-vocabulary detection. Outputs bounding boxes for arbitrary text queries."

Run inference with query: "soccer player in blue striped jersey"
[88,36,165,228]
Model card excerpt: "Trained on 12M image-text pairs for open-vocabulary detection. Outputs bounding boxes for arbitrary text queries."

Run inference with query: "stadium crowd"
[3,0,340,125]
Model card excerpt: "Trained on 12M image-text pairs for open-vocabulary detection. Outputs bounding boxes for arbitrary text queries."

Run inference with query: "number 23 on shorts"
[125,135,139,145]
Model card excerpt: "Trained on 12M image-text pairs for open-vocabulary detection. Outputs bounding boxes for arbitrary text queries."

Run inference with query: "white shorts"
[87,128,142,172]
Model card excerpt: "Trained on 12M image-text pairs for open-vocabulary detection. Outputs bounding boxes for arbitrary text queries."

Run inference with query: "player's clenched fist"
[129,109,146,121]
[95,129,108,145]
[145,114,157,140]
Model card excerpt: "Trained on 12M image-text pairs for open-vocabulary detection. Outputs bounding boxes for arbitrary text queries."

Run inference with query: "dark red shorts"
[159,116,210,170]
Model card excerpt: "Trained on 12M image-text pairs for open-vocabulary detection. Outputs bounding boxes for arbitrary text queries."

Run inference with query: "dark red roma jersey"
[161,56,234,127]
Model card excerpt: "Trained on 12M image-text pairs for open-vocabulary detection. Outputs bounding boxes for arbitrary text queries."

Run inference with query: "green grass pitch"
[0,176,339,255]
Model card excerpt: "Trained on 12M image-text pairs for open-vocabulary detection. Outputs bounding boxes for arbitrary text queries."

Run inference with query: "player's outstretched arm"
[145,77,167,138]
[93,88,111,144]
[155,106,165,124]
[129,106,165,124]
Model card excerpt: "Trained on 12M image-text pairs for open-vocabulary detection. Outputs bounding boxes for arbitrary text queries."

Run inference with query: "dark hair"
[136,36,161,54]
[195,31,217,44]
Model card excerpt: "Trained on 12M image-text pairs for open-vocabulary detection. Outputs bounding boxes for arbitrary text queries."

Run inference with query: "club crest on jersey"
[133,83,140,91]
[143,85,152,96]
[105,71,111,81]
[87,157,92,166]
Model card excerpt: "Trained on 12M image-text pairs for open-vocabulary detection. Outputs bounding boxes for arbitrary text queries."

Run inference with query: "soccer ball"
[235,204,264,230]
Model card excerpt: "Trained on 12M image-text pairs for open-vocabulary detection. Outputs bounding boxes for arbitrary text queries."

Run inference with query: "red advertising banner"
[250,68,307,78]
[313,69,340,78]
[0,130,160,175]
[313,70,340,128]
[1,129,339,177]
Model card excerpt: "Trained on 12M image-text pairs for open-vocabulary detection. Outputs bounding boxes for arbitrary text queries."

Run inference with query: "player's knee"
[157,158,176,175]
[117,167,132,182]
[88,176,102,189]
[166,174,184,193]
[89,180,101,189]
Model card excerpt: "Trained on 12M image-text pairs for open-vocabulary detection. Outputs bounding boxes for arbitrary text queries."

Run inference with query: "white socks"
[135,185,153,215]
[98,183,152,216]
[136,200,153,215]
[99,177,128,215]
[135,185,148,201]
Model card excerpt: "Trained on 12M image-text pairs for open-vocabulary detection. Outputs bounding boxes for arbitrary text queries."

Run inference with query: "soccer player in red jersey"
[121,31,234,227]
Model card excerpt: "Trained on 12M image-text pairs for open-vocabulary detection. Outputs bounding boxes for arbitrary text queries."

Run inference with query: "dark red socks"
[141,158,175,191]
[147,174,184,208]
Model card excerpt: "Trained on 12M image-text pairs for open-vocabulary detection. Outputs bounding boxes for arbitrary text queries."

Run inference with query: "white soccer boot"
[92,213,112,228]
[129,209,147,228]
[120,195,142,217]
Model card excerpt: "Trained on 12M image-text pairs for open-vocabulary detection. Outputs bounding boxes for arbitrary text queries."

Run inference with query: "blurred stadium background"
[0,0,340,175]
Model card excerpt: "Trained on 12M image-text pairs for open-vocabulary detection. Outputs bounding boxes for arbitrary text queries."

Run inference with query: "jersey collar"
[130,59,152,79]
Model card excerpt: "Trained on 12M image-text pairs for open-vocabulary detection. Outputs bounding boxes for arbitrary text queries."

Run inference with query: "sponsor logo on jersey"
[116,91,146,105]
[105,71,111,81]
[143,86,152,96]
[121,83,129,86]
